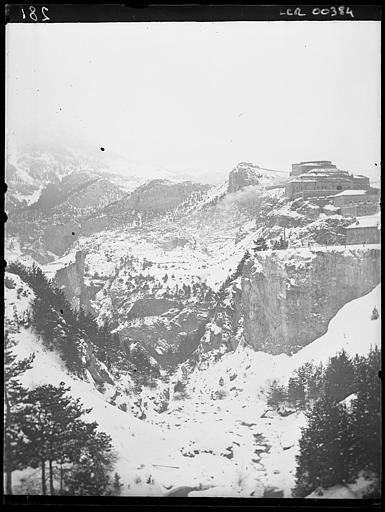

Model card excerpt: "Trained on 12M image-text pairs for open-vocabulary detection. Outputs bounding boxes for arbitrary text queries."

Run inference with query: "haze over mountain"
[6,21,381,183]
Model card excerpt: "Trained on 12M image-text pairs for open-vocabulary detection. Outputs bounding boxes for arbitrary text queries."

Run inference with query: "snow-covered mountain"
[4,142,381,498]
[5,141,147,213]
[7,147,380,365]
[5,140,234,215]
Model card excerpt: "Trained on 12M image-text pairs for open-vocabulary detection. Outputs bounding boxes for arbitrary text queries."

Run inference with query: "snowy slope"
[5,268,381,497]
[171,284,381,496]
[187,283,381,396]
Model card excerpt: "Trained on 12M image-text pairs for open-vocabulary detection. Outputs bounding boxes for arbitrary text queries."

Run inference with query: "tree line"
[266,347,381,497]
[6,261,160,385]
[4,329,123,496]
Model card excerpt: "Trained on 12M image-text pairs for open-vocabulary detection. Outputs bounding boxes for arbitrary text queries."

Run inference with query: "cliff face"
[54,251,92,312]
[119,301,210,368]
[238,247,381,354]
[228,163,262,193]
[52,246,381,364]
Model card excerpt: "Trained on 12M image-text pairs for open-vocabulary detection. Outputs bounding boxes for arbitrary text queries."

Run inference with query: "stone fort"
[285,160,370,200]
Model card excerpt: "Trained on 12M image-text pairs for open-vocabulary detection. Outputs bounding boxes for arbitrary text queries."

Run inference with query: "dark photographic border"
[3,2,382,510]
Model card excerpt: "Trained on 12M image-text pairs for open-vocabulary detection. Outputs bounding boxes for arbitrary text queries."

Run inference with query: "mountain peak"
[228,162,262,193]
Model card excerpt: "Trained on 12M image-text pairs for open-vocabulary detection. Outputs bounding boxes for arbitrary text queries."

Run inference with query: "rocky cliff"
[54,251,95,312]
[238,247,381,354]
[228,163,262,193]
[119,300,211,368]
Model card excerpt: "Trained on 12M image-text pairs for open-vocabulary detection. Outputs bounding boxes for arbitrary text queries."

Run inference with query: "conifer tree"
[62,424,115,496]
[307,361,325,403]
[323,349,355,403]
[57,328,84,376]
[22,382,92,495]
[287,375,306,409]
[293,346,381,498]
[350,346,381,482]
[31,296,56,346]
[266,380,287,409]
[370,307,379,320]
[112,472,124,496]
[293,397,353,497]
[4,330,35,495]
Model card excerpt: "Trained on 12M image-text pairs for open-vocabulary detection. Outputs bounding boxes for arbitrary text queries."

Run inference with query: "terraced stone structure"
[285,160,370,200]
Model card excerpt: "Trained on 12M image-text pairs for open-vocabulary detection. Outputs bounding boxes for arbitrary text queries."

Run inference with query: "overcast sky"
[6,21,381,179]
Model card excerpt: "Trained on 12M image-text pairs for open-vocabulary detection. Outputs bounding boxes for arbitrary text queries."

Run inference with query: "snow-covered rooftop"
[290,178,318,183]
[333,189,371,197]
[294,160,333,166]
[323,205,340,211]
[346,214,380,229]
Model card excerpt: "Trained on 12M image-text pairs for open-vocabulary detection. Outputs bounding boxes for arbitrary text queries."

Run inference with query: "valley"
[4,144,381,498]
[5,269,381,497]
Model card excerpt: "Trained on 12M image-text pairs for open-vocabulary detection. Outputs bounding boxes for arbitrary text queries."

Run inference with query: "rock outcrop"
[228,163,262,193]
[54,251,92,312]
[119,299,211,367]
[127,298,182,320]
[83,343,115,386]
[238,247,381,354]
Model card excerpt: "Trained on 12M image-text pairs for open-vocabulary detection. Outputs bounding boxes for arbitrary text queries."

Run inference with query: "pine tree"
[31,296,58,348]
[234,250,250,278]
[13,263,85,374]
[266,380,287,409]
[323,349,355,403]
[93,320,120,369]
[293,397,353,497]
[22,382,92,495]
[51,288,68,314]
[370,307,379,320]
[350,346,381,484]
[63,424,115,496]
[287,375,306,409]
[293,347,381,498]
[4,330,35,495]
[290,361,323,407]
[306,361,325,403]
[58,325,82,374]
[112,472,124,496]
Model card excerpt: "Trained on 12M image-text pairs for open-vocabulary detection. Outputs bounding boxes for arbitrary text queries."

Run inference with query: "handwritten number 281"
[21,6,50,21]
